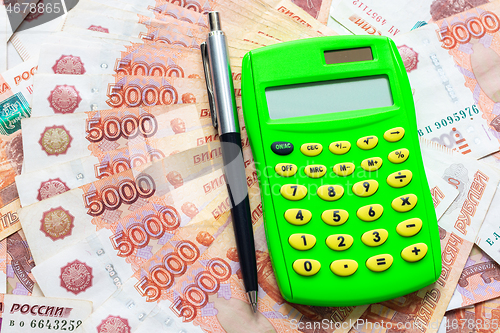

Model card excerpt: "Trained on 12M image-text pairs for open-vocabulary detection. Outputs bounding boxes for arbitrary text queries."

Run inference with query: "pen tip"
[247,290,258,313]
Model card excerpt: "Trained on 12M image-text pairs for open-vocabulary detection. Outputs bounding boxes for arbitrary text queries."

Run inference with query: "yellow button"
[360,157,383,171]
[356,136,378,150]
[387,170,412,188]
[384,127,405,142]
[366,254,393,272]
[330,260,358,277]
[304,164,326,178]
[388,148,409,164]
[396,218,423,237]
[292,259,321,276]
[356,204,383,222]
[329,141,351,155]
[275,163,298,177]
[289,234,316,251]
[326,234,353,251]
[284,209,312,226]
[401,243,428,262]
[361,229,389,247]
[280,184,307,201]
[391,194,417,212]
[317,185,344,201]
[352,180,379,197]
[333,163,355,176]
[300,143,322,157]
[321,209,349,226]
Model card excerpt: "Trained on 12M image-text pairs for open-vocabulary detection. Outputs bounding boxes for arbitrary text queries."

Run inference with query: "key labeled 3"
[361,229,388,247]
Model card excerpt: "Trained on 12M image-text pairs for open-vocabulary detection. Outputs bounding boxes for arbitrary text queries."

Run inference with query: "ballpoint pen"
[201,11,259,313]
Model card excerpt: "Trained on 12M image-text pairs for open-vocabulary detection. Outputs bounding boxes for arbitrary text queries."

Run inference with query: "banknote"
[392,23,499,159]
[0,238,6,294]
[19,146,224,264]
[267,0,336,33]
[0,293,92,332]
[19,101,212,173]
[425,168,459,220]
[474,183,500,263]
[6,230,41,296]
[281,0,333,25]
[29,74,237,117]
[330,0,490,37]
[66,1,282,46]
[447,245,500,311]
[21,118,217,172]
[36,42,243,78]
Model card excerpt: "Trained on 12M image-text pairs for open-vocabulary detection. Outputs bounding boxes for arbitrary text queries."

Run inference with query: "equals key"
[367,254,393,272]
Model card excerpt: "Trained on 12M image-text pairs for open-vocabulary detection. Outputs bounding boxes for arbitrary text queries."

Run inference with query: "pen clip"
[201,42,218,130]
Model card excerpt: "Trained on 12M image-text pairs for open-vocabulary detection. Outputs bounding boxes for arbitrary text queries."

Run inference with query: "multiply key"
[391,194,417,212]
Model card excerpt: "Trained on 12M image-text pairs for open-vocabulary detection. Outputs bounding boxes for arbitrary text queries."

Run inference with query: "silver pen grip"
[205,21,239,135]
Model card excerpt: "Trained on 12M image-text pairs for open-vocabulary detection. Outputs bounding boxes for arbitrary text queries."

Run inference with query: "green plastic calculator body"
[241,36,441,306]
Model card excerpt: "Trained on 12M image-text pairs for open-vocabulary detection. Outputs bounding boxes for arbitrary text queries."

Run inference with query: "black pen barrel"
[219,132,258,293]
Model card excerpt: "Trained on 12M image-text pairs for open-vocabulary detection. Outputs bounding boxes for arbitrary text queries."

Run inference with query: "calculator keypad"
[329,141,351,155]
[391,194,417,212]
[333,162,355,176]
[293,259,321,276]
[275,163,298,177]
[356,136,378,150]
[321,209,349,226]
[360,157,383,171]
[366,254,393,272]
[383,127,405,142]
[317,185,344,201]
[273,126,428,280]
[284,209,312,225]
[361,229,389,247]
[388,148,409,163]
[304,164,326,178]
[356,204,384,222]
[387,170,412,188]
[326,234,353,251]
[352,180,379,197]
[396,218,422,237]
[289,234,316,250]
[401,243,428,262]
[280,184,307,201]
[330,260,358,276]
[300,143,323,156]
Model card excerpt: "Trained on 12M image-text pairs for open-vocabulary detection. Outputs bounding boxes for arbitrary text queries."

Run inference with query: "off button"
[271,141,294,155]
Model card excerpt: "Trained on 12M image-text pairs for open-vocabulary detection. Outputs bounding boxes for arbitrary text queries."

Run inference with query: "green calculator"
[241,36,441,306]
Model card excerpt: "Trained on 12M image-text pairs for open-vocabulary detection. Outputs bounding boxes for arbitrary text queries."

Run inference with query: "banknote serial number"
[446,318,498,329]
[5,2,62,14]
[7,319,82,330]
[417,104,479,136]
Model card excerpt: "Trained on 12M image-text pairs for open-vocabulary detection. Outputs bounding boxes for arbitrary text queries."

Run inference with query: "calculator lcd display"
[265,75,393,120]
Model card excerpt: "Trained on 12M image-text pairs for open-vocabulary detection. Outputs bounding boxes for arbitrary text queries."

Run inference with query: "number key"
[317,185,344,201]
[352,180,378,197]
[293,259,321,276]
[321,209,349,226]
[326,234,353,251]
[356,204,383,222]
[280,184,307,201]
[361,229,388,247]
[284,209,312,226]
[289,234,316,250]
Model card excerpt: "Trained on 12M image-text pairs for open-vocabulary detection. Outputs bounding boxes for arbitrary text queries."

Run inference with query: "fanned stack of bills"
[3,0,500,332]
